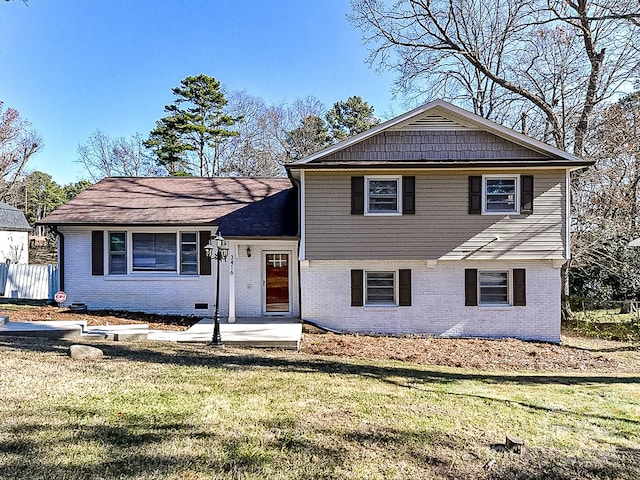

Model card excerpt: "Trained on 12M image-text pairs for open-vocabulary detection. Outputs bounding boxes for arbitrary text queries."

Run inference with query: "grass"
[1,337,639,479]
[571,309,640,342]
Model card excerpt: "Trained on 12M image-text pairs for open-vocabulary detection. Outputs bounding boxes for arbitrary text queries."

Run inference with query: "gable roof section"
[0,202,31,231]
[40,177,298,237]
[288,100,592,169]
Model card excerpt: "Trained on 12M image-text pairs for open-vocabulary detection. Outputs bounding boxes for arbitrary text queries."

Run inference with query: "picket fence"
[0,264,59,300]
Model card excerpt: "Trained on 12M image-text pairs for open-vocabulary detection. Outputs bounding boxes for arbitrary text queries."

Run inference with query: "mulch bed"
[300,333,620,372]
[1,305,634,371]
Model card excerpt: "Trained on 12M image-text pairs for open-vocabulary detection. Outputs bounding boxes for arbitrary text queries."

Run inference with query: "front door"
[265,253,290,314]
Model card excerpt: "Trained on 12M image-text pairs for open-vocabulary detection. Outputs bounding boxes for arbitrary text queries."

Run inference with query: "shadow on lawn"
[3,336,640,389]
[1,415,638,480]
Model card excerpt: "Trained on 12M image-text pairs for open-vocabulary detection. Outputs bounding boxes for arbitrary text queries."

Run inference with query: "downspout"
[51,226,64,293]
[287,171,303,321]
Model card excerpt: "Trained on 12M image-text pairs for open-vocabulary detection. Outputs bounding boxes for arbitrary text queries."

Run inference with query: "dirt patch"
[300,332,626,372]
[2,305,638,371]
[0,305,201,331]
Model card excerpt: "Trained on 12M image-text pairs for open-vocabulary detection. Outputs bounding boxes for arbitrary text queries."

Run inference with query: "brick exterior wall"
[300,259,561,342]
[59,229,299,318]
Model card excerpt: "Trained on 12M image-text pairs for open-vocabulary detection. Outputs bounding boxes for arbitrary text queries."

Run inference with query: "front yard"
[1,327,639,479]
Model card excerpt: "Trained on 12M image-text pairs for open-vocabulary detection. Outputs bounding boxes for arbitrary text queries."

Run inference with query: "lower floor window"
[133,233,177,271]
[478,271,509,304]
[366,271,395,305]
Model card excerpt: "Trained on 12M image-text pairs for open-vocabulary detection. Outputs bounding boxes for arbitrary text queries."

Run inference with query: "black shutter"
[465,268,478,306]
[91,231,104,276]
[199,231,212,276]
[399,269,412,306]
[469,176,482,214]
[351,269,364,306]
[513,268,526,306]
[402,176,416,214]
[520,175,534,214]
[351,176,364,214]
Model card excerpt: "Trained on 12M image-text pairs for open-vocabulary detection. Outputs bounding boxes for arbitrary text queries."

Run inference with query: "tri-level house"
[287,100,590,342]
[41,100,590,342]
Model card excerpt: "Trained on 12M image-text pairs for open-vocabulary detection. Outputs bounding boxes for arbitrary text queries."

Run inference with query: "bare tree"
[350,0,640,154]
[77,130,166,181]
[0,101,43,200]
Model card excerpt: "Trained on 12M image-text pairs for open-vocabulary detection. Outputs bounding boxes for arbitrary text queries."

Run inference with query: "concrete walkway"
[0,315,302,350]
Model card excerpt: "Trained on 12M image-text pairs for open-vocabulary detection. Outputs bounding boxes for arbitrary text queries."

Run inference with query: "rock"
[69,344,104,360]
[505,435,524,454]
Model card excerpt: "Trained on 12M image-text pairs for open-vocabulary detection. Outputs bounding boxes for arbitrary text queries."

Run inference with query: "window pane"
[368,179,398,212]
[479,271,508,304]
[133,233,177,271]
[486,179,516,211]
[366,271,395,305]
[108,232,126,275]
[180,232,198,275]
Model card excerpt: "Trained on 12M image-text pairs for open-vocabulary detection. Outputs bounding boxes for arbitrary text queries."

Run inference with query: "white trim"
[364,270,398,307]
[478,270,511,306]
[482,174,520,215]
[364,175,402,216]
[565,169,571,260]
[228,244,236,323]
[299,171,306,261]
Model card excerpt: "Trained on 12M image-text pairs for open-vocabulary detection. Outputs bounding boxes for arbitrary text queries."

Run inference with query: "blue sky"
[0,0,403,185]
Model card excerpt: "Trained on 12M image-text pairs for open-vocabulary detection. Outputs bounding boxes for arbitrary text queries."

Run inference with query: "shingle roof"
[39,177,298,237]
[0,202,31,231]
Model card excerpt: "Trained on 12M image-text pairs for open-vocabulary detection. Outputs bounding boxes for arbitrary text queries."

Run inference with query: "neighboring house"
[40,177,299,319]
[40,100,591,341]
[0,202,30,264]
[287,100,590,342]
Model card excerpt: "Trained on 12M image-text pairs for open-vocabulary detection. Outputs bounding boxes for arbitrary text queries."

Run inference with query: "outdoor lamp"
[207,232,229,346]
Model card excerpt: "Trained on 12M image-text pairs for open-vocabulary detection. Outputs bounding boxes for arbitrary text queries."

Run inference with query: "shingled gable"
[288,99,592,169]
[40,177,298,238]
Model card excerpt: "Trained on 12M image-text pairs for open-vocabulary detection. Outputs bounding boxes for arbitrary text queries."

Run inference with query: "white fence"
[0,264,59,300]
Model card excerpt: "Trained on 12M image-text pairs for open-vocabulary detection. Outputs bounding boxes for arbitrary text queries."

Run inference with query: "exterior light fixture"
[206,232,229,346]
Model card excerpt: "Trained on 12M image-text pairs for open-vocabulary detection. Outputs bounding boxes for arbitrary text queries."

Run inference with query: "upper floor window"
[483,176,519,214]
[366,176,401,215]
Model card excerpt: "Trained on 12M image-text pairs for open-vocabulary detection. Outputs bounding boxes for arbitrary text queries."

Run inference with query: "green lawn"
[1,337,639,480]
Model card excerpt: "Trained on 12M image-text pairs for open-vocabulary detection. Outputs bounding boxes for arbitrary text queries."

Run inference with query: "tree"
[285,115,331,161]
[350,0,640,155]
[0,101,43,201]
[326,95,380,142]
[570,92,640,301]
[146,75,239,176]
[78,130,165,181]
[215,91,284,177]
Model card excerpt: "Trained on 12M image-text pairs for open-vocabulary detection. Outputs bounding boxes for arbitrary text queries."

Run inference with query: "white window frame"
[482,174,520,215]
[105,229,200,276]
[108,231,127,275]
[179,232,198,275]
[478,270,511,306]
[365,270,397,306]
[365,175,402,216]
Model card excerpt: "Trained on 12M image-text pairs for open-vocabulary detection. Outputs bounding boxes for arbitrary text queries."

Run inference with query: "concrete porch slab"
[0,317,302,349]
[148,317,302,350]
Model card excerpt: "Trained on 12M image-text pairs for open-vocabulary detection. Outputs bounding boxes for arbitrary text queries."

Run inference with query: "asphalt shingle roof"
[0,202,31,231]
[40,177,298,238]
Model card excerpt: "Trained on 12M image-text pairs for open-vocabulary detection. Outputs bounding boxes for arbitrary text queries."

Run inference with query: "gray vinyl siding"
[304,170,566,261]
[321,130,550,162]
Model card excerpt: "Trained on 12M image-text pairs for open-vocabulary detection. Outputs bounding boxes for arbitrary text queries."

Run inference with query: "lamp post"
[204,232,229,346]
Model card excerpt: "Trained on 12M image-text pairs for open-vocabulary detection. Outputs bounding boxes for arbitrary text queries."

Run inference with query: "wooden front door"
[265,253,290,313]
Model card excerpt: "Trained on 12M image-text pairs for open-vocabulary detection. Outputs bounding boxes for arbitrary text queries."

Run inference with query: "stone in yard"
[69,344,104,360]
